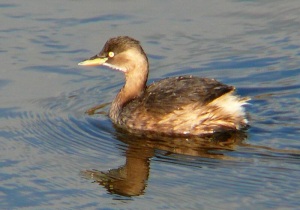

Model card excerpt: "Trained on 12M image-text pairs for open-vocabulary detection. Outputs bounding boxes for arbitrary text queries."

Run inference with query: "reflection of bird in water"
[81,145,152,197]
[81,131,247,197]
[81,129,300,197]
[79,36,250,136]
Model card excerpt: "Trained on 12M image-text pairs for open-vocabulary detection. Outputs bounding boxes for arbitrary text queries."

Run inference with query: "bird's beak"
[78,55,108,66]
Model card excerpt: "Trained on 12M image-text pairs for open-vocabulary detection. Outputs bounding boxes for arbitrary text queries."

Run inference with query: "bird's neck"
[109,57,148,124]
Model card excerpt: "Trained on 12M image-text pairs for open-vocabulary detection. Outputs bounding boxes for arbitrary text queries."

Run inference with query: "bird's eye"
[108,51,115,58]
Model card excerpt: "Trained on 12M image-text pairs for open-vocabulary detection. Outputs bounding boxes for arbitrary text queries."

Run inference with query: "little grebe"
[78,36,250,136]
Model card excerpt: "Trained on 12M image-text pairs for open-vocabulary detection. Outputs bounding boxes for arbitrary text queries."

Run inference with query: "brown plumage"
[79,36,250,136]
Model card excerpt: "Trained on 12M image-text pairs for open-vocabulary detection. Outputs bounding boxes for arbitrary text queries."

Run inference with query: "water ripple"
[35,14,133,27]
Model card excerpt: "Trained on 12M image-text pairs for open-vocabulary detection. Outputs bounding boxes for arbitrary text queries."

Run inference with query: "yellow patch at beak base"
[78,57,108,66]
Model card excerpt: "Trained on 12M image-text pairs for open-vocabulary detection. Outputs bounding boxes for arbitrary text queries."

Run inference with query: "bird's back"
[117,76,248,136]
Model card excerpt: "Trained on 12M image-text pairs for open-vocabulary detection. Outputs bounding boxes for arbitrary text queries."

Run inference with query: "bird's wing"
[140,76,234,115]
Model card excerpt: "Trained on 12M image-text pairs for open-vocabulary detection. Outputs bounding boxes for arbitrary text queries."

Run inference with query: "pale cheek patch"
[103,63,127,72]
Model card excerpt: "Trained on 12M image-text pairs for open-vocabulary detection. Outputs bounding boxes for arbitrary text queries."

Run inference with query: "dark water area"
[1,0,300,209]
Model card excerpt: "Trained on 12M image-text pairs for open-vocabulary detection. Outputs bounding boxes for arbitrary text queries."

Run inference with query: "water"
[1,0,300,209]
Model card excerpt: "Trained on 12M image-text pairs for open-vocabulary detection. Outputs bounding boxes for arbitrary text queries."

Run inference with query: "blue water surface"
[1,0,300,209]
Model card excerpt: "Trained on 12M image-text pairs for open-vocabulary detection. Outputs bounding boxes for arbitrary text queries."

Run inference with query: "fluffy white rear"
[209,91,250,126]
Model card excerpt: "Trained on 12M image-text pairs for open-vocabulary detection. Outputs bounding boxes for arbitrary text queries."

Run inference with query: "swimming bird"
[78,36,249,136]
